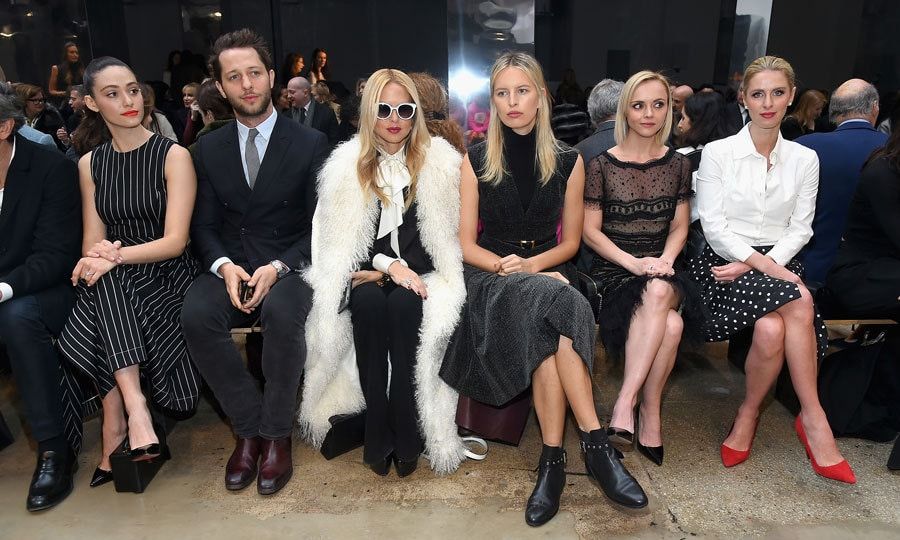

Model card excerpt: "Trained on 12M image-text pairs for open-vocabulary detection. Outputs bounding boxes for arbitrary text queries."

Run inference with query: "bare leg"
[638,310,683,447]
[99,388,127,470]
[532,357,567,446]
[777,287,844,466]
[724,313,785,451]
[553,336,602,432]
[112,365,158,450]
[610,280,679,432]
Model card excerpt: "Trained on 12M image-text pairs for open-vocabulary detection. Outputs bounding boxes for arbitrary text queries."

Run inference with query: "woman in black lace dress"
[584,71,701,466]
[440,52,646,527]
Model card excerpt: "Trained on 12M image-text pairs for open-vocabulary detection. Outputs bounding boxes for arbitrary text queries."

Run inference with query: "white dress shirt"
[210,108,279,277]
[696,124,819,266]
[0,138,16,302]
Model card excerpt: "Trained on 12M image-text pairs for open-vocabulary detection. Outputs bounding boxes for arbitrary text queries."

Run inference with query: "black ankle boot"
[525,445,567,527]
[579,428,648,509]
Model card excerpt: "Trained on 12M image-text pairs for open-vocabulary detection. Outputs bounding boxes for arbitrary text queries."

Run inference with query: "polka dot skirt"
[689,245,828,361]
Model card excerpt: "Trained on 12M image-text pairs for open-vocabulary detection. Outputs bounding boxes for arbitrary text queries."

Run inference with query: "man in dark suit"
[285,76,340,146]
[0,83,82,511]
[723,90,749,136]
[574,78,623,165]
[796,79,887,287]
[181,29,328,496]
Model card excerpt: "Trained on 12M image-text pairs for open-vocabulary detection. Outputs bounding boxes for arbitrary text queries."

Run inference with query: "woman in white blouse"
[692,56,855,483]
[301,69,467,477]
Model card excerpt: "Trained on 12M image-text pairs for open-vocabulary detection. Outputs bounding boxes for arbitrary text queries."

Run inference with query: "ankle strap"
[580,440,611,452]
[540,452,566,466]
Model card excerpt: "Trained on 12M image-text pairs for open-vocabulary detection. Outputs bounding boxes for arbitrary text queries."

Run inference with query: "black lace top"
[585,147,693,259]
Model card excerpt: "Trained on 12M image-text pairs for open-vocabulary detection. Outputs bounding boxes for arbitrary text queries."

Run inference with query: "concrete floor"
[1,342,898,539]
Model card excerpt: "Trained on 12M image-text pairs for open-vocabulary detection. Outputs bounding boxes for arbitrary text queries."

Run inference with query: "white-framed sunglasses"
[377,102,417,120]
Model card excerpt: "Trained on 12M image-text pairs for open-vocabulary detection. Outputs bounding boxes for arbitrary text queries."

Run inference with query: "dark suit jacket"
[191,114,329,273]
[574,120,616,165]
[723,102,746,137]
[0,135,81,327]
[796,121,888,284]
[285,100,340,147]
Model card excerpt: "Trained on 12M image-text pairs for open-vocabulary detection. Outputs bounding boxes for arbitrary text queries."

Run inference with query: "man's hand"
[243,264,279,310]
[56,127,70,146]
[220,262,253,313]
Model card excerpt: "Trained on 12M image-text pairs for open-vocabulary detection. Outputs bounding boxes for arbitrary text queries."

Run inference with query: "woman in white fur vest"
[300,68,466,476]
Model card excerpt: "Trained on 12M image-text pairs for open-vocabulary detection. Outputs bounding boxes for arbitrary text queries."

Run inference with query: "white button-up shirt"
[696,124,819,266]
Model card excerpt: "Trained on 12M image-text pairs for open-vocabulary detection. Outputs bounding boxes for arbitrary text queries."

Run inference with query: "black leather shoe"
[525,450,566,527]
[90,467,114,488]
[393,455,418,478]
[368,456,391,477]
[579,429,648,509]
[27,449,77,512]
[635,405,664,466]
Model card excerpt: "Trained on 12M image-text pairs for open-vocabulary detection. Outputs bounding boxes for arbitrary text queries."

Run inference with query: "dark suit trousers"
[350,282,424,463]
[0,285,70,442]
[182,272,312,439]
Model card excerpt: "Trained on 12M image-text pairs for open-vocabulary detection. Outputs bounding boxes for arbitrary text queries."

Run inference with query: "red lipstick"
[122,110,139,117]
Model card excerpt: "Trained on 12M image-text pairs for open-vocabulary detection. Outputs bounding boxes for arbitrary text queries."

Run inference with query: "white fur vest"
[299,136,467,474]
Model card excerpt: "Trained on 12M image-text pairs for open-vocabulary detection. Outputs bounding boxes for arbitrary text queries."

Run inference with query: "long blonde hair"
[357,68,431,208]
[614,70,673,146]
[483,52,560,186]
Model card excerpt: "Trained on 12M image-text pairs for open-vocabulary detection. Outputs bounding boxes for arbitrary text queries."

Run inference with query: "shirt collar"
[733,123,784,164]
[838,118,871,128]
[6,136,15,168]
[236,107,278,141]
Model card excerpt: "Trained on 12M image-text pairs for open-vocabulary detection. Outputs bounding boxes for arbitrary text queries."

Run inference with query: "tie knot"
[248,128,259,141]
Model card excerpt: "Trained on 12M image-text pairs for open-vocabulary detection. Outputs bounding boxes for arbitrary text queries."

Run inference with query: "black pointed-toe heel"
[90,467,114,487]
[525,447,567,527]
[579,428,648,509]
[635,405,664,466]
[130,443,164,462]
[606,406,637,452]
[368,455,391,476]
[393,455,419,478]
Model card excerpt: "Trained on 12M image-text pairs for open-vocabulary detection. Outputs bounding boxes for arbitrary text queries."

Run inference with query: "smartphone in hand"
[239,281,255,304]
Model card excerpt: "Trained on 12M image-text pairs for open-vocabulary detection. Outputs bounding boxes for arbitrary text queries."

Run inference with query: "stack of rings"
[402,278,412,288]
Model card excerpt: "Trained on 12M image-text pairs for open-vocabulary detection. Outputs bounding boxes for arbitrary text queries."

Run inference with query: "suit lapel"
[0,135,32,234]
[305,100,315,127]
[220,122,252,198]
[249,115,292,200]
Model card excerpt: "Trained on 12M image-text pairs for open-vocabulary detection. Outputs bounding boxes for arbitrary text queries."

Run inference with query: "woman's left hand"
[351,270,383,289]
[87,239,124,264]
[711,261,752,282]
[71,256,117,287]
[498,254,535,276]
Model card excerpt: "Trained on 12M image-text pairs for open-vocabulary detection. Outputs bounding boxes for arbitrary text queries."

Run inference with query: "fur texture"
[299,136,467,474]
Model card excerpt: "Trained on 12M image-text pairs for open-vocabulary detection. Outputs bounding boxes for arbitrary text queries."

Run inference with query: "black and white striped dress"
[59,134,200,413]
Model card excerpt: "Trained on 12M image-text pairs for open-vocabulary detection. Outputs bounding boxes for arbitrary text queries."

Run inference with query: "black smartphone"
[239,282,255,304]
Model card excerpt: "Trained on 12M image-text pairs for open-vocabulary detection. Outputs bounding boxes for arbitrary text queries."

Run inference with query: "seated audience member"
[140,83,178,142]
[304,47,330,85]
[723,89,749,136]
[13,83,66,150]
[409,71,466,154]
[57,57,201,488]
[180,29,328,496]
[439,52,647,527]
[285,76,340,146]
[312,81,341,122]
[671,84,694,139]
[188,79,234,152]
[279,52,304,86]
[826,104,900,321]
[176,82,201,144]
[550,100,590,145]
[781,89,827,140]
[691,56,854,483]
[575,79,624,164]
[300,68,464,478]
[555,68,585,108]
[584,71,700,467]
[336,94,360,143]
[48,42,84,106]
[273,83,291,113]
[56,85,87,148]
[796,79,887,287]
[0,82,83,512]
[675,91,728,223]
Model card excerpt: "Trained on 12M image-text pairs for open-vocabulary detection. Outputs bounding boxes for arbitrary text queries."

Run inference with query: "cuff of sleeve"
[0,282,13,303]
[731,243,756,263]
[766,246,792,267]
[373,253,401,274]
[210,257,233,278]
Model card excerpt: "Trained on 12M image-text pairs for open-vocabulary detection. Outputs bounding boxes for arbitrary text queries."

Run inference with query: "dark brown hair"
[408,72,465,154]
[209,29,273,83]
[196,79,233,120]
[72,56,128,156]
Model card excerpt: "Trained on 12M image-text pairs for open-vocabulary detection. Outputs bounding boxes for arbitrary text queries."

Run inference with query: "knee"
[782,289,814,322]
[349,284,387,319]
[0,297,43,342]
[643,279,675,308]
[752,314,785,353]
[664,310,684,341]
[181,290,227,338]
[386,288,422,320]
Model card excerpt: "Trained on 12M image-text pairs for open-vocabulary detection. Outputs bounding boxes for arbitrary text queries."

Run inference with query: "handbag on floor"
[320,412,365,459]
[455,390,532,446]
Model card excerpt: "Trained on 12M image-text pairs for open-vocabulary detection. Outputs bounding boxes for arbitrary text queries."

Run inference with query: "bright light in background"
[211,11,222,19]
[449,68,489,102]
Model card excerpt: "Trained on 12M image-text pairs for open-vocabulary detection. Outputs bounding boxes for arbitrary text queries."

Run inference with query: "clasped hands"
[220,262,278,314]
[351,261,429,299]
[711,257,801,284]
[70,239,124,287]
[629,256,674,278]
[492,254,569,284]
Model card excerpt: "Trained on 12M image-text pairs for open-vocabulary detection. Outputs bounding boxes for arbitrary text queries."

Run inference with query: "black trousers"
[181,272,312,439]
[0,285,71,443]
[350,282,424,463]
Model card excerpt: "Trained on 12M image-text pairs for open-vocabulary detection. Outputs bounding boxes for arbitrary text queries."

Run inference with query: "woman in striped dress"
[58,57,199,486]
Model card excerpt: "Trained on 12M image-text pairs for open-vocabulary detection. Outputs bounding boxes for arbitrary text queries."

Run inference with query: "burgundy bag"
[455,390,532,446]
